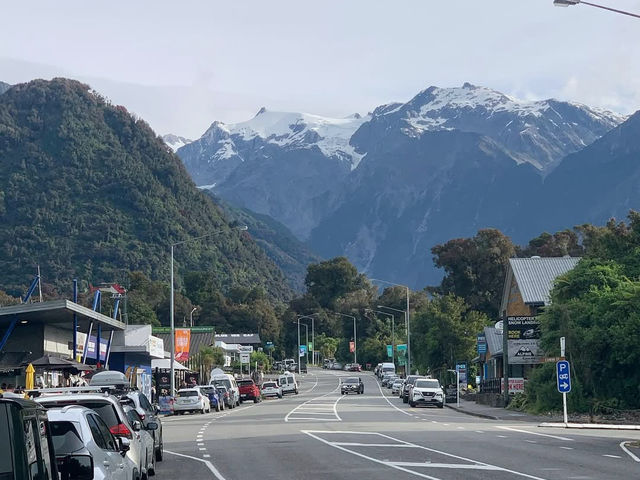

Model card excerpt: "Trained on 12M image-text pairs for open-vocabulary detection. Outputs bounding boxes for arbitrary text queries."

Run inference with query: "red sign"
[175,329,191,362]
[349,341,355,353]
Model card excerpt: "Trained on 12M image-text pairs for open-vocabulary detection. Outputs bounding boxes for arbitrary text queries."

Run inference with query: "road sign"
[386,345,393,358]
[238,345,254,353]
[299,345,306,357]
[556,360,571,393]
[397,344,407,356]
[240,353,250,364]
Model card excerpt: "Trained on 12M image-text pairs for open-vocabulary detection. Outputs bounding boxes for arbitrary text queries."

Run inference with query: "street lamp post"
[189,307,197,328]
[298,322,309,367]
[297,314,318,365]
[372,279,411,375]
[378,304,408,373]
[553,0,640,18]
[335,313,357,364]
[170,225,247,397]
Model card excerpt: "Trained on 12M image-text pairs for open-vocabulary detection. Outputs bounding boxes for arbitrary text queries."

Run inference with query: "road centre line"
[165,450,226,480]
[620,441,640,462]
[303,430,549,480]
[388,462,500,470]
[497,426,574,441]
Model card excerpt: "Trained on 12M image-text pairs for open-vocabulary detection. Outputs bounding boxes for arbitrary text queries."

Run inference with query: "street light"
[377,303,410,374]
[292,319,309,374]
[447,369,460,408]
[300,322,309,367]
[366,309,395,362]
[189,307,197,328]
[372,278,411,375]
[335,313,357,364]
[297,313,319,365]
[553,0,640,19]
[170,225,247,397]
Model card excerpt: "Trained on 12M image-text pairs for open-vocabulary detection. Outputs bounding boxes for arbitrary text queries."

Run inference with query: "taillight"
[109,423,132,439]
[139,413,145,421]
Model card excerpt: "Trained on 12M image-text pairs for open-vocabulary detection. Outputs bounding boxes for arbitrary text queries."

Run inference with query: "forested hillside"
[0,78,291,301]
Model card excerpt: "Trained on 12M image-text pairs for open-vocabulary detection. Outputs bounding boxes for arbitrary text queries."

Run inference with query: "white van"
[278,372,298,395]
[379,362,396,379]
[209,368,240,406]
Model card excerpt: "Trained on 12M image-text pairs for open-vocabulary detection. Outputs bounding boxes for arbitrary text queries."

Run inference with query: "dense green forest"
[0,78,291,301]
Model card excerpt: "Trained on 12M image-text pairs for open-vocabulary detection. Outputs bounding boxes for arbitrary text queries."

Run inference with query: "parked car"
[122,391,163,463]
[409,379,445,408]
[173,388,210,415]
[214,385,233,409]
[381,373,396,387]
[340,377,364,395]
[48,405,135,480]
[260,381,283,399]
[323,358,335,369]
[197,385,222,412]
[391,378,404,395]
[278,373,299,395]
[330,362,343,370]
[88,370,163,464]
[386,375,399,389]
[209,369,240,407]
[349,363,362,372]
[237,379,262,403]
[35,390,147,480]
[400,375,425,403]
[124,405,157,477]
[0,396,58,480]
[344,363,352,371]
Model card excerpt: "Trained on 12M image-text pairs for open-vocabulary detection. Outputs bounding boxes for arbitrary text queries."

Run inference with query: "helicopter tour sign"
[507,316,543,364]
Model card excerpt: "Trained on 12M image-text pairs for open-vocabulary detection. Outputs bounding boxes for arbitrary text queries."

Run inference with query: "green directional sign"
[386,345,393,358]
[397,344,407,356]
[308,342,313,351]
[398,356,407,366]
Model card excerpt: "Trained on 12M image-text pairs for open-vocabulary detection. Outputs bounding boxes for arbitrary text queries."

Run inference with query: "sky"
[1,0,639,138]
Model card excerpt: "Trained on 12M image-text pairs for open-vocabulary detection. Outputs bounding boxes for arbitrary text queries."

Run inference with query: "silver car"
[124,405,157,477]
[48,405,134,480]
[391,379,404,395]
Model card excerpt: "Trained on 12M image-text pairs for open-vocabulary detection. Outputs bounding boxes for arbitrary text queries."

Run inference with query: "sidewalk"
[444,398,557,423]
[445,398,640,429]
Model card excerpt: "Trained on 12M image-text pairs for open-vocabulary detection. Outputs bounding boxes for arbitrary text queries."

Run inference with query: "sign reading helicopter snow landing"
[557,360,571,393]
[507,316,543,364]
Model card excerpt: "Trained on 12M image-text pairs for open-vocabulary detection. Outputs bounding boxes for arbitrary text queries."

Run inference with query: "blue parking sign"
[556,360,571,393]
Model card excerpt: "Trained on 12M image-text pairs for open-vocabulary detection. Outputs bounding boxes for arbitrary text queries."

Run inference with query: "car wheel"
[254,397,259,403]
[438,403,444,409]
[409,401,416,407]
[155,443,163,462]
[149,455,156,476]
[133,469,140,480]
[403,397,408,404]
[278,394,282,398]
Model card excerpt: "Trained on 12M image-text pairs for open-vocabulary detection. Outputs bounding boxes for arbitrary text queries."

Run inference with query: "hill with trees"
[0,78,291,302]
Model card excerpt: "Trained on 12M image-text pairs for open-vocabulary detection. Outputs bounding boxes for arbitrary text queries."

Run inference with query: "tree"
[305,257,367,308]
[432,229,515,317]
[517,230,585,258]
[411,295,488,375]
[314,333,339,360]
[250,351,272,371]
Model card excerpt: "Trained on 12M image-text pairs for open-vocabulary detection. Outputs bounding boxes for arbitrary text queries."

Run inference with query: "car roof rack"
[26,385,119,398]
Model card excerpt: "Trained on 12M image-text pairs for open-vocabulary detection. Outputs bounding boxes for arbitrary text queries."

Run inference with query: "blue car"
[197,385,222,412]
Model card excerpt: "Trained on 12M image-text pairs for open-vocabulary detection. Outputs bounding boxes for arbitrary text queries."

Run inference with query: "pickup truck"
[237,379,262,403]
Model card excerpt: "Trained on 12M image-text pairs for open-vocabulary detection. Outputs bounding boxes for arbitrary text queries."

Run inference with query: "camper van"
[278,372,298,395]
[209,368,240,406]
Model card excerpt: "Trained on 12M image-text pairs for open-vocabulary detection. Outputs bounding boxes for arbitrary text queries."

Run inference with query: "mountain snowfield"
[162,133,193,152]
[176,82,631,287]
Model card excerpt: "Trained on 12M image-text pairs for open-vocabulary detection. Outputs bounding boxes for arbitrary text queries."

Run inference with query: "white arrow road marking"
[165,450,226,480]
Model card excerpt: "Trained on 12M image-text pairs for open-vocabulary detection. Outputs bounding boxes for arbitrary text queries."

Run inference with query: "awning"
[151,358,189,370]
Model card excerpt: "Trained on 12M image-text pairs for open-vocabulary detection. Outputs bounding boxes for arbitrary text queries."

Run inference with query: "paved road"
[154,369,640,479]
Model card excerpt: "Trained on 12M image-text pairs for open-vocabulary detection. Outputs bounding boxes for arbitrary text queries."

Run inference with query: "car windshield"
[125,409,141,424]
[178,391,198,397]
[40,400,120,429]
[415,380,440,389]
[214,379,232,390]
[49,421,85,455]
[263,383,276,388]
[343,378,359,384]
[199,386,214,394]
[237,380,253,386]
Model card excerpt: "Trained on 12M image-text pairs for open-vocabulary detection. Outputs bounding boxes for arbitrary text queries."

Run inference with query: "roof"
[0,299,126,332]
[484,326,503,356]
[154,330,215,357]
[509,257,581,306]
[215,333,261,345]
[151,358,188,371]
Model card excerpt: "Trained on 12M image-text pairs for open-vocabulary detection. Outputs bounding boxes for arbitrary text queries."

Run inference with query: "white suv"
[409,379,445,408]
[173,387,210,414]
[48,405,135,480]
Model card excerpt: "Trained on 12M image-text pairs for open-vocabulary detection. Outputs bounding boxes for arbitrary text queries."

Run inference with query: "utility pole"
[502,312,509,405]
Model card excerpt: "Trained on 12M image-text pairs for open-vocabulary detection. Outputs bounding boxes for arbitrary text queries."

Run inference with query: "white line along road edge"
[165,450,226,480]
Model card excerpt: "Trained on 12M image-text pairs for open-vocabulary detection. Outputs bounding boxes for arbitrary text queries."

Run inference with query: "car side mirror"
[62,454,94,480]
[132,421,142,432]
[146,421,158,431]
[119,437,131,456]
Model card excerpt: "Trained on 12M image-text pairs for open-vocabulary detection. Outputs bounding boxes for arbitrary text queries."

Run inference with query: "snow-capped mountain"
[0,81,11,95]
[177,83,628,287]
[162,133,192,152]
[352,83,624,171]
